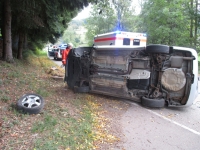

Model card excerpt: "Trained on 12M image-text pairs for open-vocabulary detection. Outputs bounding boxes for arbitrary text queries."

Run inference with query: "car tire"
[17,94,44,114]
[146,44,170,54]
[74,86,89,93]
[141,96,165,108]
[54,57,56,60]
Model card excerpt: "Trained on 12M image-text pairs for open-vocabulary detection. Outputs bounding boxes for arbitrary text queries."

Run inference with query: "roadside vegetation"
[0,51,119,150]
[83,0,200,52]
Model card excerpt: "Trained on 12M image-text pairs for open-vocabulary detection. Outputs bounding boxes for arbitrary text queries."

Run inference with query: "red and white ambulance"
[94,31,147,46]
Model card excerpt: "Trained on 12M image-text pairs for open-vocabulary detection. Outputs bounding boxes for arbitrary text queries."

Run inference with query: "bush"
[33,48,41,56]
[23,50,35,59]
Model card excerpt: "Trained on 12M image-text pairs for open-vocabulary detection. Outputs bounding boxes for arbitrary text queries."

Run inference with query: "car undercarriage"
[65,44,198,108]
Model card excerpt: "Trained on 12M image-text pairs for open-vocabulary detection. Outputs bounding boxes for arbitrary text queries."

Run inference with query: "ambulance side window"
[133,39,140,45]
[123,38,130,45]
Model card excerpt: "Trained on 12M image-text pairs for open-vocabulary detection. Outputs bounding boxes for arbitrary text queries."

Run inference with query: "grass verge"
[0,53,95,150]
[0,52,120,150]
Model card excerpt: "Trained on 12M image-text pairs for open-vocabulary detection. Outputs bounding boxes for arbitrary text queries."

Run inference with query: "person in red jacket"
[62,43,73,66]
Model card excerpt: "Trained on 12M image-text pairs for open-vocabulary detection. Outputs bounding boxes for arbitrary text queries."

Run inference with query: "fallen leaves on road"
[88,96,119,143]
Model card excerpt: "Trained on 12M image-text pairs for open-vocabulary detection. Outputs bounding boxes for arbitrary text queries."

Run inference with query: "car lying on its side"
[64,31,198,108]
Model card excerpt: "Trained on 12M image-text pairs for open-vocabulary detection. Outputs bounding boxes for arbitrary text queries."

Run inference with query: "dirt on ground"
[88,94,131,149]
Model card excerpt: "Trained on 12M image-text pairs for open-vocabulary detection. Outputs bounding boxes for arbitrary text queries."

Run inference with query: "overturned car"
[64,31,198,108]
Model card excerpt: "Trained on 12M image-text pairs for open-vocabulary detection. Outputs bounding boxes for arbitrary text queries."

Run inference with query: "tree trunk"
[17,31,23,59]
[1,1,5,59]
[23,33,28,51]
[190,0,193,46]
[3,0,13,62]
[12,33,19,58]
[194,0,198,48]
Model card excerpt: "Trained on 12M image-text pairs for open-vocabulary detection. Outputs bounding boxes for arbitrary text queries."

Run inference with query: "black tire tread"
[141,96,165,108]
[74,86,89,93]
[146,44,170,54]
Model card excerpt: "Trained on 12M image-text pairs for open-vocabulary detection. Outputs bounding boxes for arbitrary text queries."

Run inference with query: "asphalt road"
[120,96,200,150]
[49,55,200,150]
[48,56,62,67]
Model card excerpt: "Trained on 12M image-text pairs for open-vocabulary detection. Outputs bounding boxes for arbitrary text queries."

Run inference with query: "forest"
[0,0,200,62]
[0,0,95,62]
[84,0,200,49]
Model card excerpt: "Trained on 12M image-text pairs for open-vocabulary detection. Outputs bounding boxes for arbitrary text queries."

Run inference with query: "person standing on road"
[62,43,73,66]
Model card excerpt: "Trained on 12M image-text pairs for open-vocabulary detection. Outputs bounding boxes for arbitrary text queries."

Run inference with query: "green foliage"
[0,94,10,102]
[36,88,49,97]
[85,4,117,45]
[32,114,57,133]
[83,0,200,50]
[1,0,97,60]
[198,53,200,73]
[138,0,193,47]
[62,20,87,47]
[84,0,142,45]
[28,40,47,56]
[23,50,35,60]
[0,55,99,149]
[33,48,41,56]
[33,96,95,150]
[112,0,136,31]
[38,51,47,56]
[7,71,21,78]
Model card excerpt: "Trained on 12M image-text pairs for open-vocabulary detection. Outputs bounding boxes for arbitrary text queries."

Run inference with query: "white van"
[94,31,147,46]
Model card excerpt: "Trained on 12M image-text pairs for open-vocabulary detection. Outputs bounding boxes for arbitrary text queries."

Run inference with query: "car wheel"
[146,44,170,54]
[17,94,44,114]
[141,96,165,108]
[74,86,89,93]
[54,57,56,60]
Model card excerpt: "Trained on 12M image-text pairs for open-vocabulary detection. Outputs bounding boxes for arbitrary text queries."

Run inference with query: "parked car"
[59,44,68,48]
[54,46,66,60]
[48,44,57,51]
[64,31,198,108]
[48,48,59,57]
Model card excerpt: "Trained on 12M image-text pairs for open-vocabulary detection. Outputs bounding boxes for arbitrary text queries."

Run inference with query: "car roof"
[59,44,67,47]
[60,46,66,49]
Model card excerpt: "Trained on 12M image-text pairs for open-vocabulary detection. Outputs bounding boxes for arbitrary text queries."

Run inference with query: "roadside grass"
[0,53,95,150]
[0,52,119,150]
[32,97,95,150]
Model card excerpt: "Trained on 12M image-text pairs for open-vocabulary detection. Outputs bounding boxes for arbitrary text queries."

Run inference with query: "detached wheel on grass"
[141,96,165,108]
[74,86,89,93]
[17,94,44,114]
